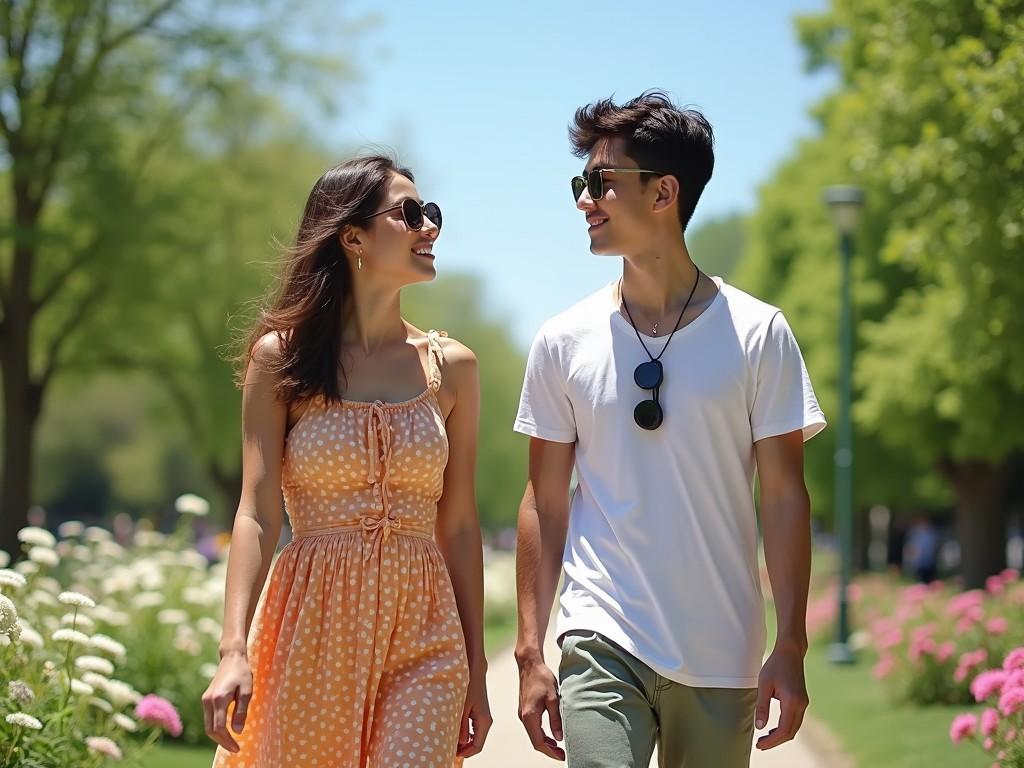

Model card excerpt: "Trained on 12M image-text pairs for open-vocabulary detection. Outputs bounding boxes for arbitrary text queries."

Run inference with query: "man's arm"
[753,429,812,751]
[515,437,574,761]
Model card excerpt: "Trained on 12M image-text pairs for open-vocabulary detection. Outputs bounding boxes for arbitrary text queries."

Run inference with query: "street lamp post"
[823,185,864,665]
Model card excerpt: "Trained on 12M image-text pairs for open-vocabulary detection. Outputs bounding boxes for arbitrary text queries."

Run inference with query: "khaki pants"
[558,631,758,768]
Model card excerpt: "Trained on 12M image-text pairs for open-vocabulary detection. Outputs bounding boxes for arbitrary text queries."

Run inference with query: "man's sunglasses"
[368,198,442,231]
[570,168,663,202]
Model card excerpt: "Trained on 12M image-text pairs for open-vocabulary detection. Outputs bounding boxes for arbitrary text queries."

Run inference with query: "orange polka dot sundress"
[212,330,470,768]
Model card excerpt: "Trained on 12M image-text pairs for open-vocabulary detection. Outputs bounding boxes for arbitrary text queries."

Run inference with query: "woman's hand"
[202,651,254,753]
[456,666,493,758]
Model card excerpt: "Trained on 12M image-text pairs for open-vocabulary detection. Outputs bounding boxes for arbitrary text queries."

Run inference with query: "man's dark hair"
[569,90,714,233]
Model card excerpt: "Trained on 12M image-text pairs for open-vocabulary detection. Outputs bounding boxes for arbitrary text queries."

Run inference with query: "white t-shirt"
[513,277,826,688]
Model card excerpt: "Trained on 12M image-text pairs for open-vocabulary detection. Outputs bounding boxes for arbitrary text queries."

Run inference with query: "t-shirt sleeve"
[513,328,577,443]
[750,311,826,443]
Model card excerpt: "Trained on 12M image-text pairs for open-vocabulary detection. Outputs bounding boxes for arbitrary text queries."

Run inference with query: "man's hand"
[517,654,565,760]
[754,645,809,751]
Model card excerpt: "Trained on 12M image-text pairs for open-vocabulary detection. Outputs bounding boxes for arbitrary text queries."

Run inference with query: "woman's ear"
[339,224,363,255]
[652,175,680,215]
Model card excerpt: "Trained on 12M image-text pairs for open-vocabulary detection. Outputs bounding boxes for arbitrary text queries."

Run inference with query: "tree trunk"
[0,245,42,556]
[209,462,243,526]
[941,458,1010,590]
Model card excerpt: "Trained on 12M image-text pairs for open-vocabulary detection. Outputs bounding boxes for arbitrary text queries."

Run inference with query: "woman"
[202,155,491,767]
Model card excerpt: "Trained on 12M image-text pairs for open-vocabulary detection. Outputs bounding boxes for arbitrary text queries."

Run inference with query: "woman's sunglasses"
[570,168,663,202]
[368,198,442,231]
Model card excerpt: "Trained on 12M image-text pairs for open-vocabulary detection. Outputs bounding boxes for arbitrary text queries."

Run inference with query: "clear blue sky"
[327,0,834,348]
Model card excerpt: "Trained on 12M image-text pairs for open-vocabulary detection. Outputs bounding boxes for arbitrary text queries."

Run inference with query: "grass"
[804,643,986,768]
[149,743,215,768]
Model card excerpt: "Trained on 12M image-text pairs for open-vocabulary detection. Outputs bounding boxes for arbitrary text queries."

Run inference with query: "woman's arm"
[434,340,492,758]
[202,333,288,752]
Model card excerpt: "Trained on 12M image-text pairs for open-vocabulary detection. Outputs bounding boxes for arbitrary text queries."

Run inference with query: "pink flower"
[911,624,937,643]
[903,584,931,605]
[950,713,978,744]
[1000,568,1019,582]
[909,636,936,663]
[1003,648,1024,671]
[972,670,1010,702]
[983,737,994,750]
[134,694,183,737]
[957,616,980,633]
[997,687,1024,717]
[985,617,1009,635]
[873,655,895,680]
[981,708,1000,736]
[1007,728,1017,741]
[936,641,956,664]
[986,575,1005,594]
[85,736,123,760]
[947,590,985,617]
[1005,669,1024,690]
[877,630,903,651]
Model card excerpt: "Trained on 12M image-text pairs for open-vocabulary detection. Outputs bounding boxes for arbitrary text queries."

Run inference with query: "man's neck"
[619,240,703,317]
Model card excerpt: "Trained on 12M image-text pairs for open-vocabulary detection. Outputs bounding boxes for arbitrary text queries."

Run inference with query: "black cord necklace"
[619,269,701,430]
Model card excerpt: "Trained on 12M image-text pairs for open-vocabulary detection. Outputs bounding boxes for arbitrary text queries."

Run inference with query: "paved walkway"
[476,628,824,768]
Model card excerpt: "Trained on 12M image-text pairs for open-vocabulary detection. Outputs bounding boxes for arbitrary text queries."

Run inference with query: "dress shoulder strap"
[425,330,448,392]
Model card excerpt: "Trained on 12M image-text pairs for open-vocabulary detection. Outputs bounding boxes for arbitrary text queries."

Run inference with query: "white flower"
[157,609,189,625]
[197,617,222,637]
[52,628,90,646]
[8,680,34,704]
[200,662,219,678]
[17,621,43,649]
[75,655,115,675]
[17,527,56,548]
[104,679,138,706]
[95,541,125,559]
[0,550,9,568]
[5,712,42,730]
[179,550,209,569]
[85,735,122,760]
[132,591,165,609]
[88,696,113,713]
[139,570,165,590]
[0,569,27,589]
[36,576,61,595]
[133,530,166,547]
[0,634,10,648]
[90,605,129,627]
[175,493,210,516]
[58,591,96,609]
[80,670,109,686]
[28,589,57,607]
[28,547,59,567]
[58,520,86,538]
[0,594,18,634]
[70,678,94,696]
[89,634,126,658]
[13,560,38,576]
[83,526,112,543]
[62,612,95,630]
[113,713,137,732]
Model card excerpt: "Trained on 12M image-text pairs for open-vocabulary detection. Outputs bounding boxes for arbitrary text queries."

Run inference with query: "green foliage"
[736,0,1024,517]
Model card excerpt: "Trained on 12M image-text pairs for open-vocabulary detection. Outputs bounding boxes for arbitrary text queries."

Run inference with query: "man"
[513,91,826,768]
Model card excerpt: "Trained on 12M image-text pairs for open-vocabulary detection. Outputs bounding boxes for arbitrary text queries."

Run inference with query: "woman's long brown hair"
[238,155,414,403]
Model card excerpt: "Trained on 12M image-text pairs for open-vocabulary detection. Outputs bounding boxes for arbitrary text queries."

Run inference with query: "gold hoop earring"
[357,249,363,271]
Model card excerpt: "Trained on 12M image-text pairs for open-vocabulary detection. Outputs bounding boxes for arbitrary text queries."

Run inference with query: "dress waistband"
[292,517,434,542]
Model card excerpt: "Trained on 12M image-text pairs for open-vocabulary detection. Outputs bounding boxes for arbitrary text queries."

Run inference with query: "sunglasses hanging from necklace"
[620,269,701,431]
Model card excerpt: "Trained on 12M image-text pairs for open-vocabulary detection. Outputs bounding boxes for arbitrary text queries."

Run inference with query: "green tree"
[689,211,747,280]
[0,0,354,553]
[405,276,527,529]
[739,0,1024,587]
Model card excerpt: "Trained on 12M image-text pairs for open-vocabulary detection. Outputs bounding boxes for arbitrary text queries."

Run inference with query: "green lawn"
[149,743,215,768]
[804,645,986,768]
